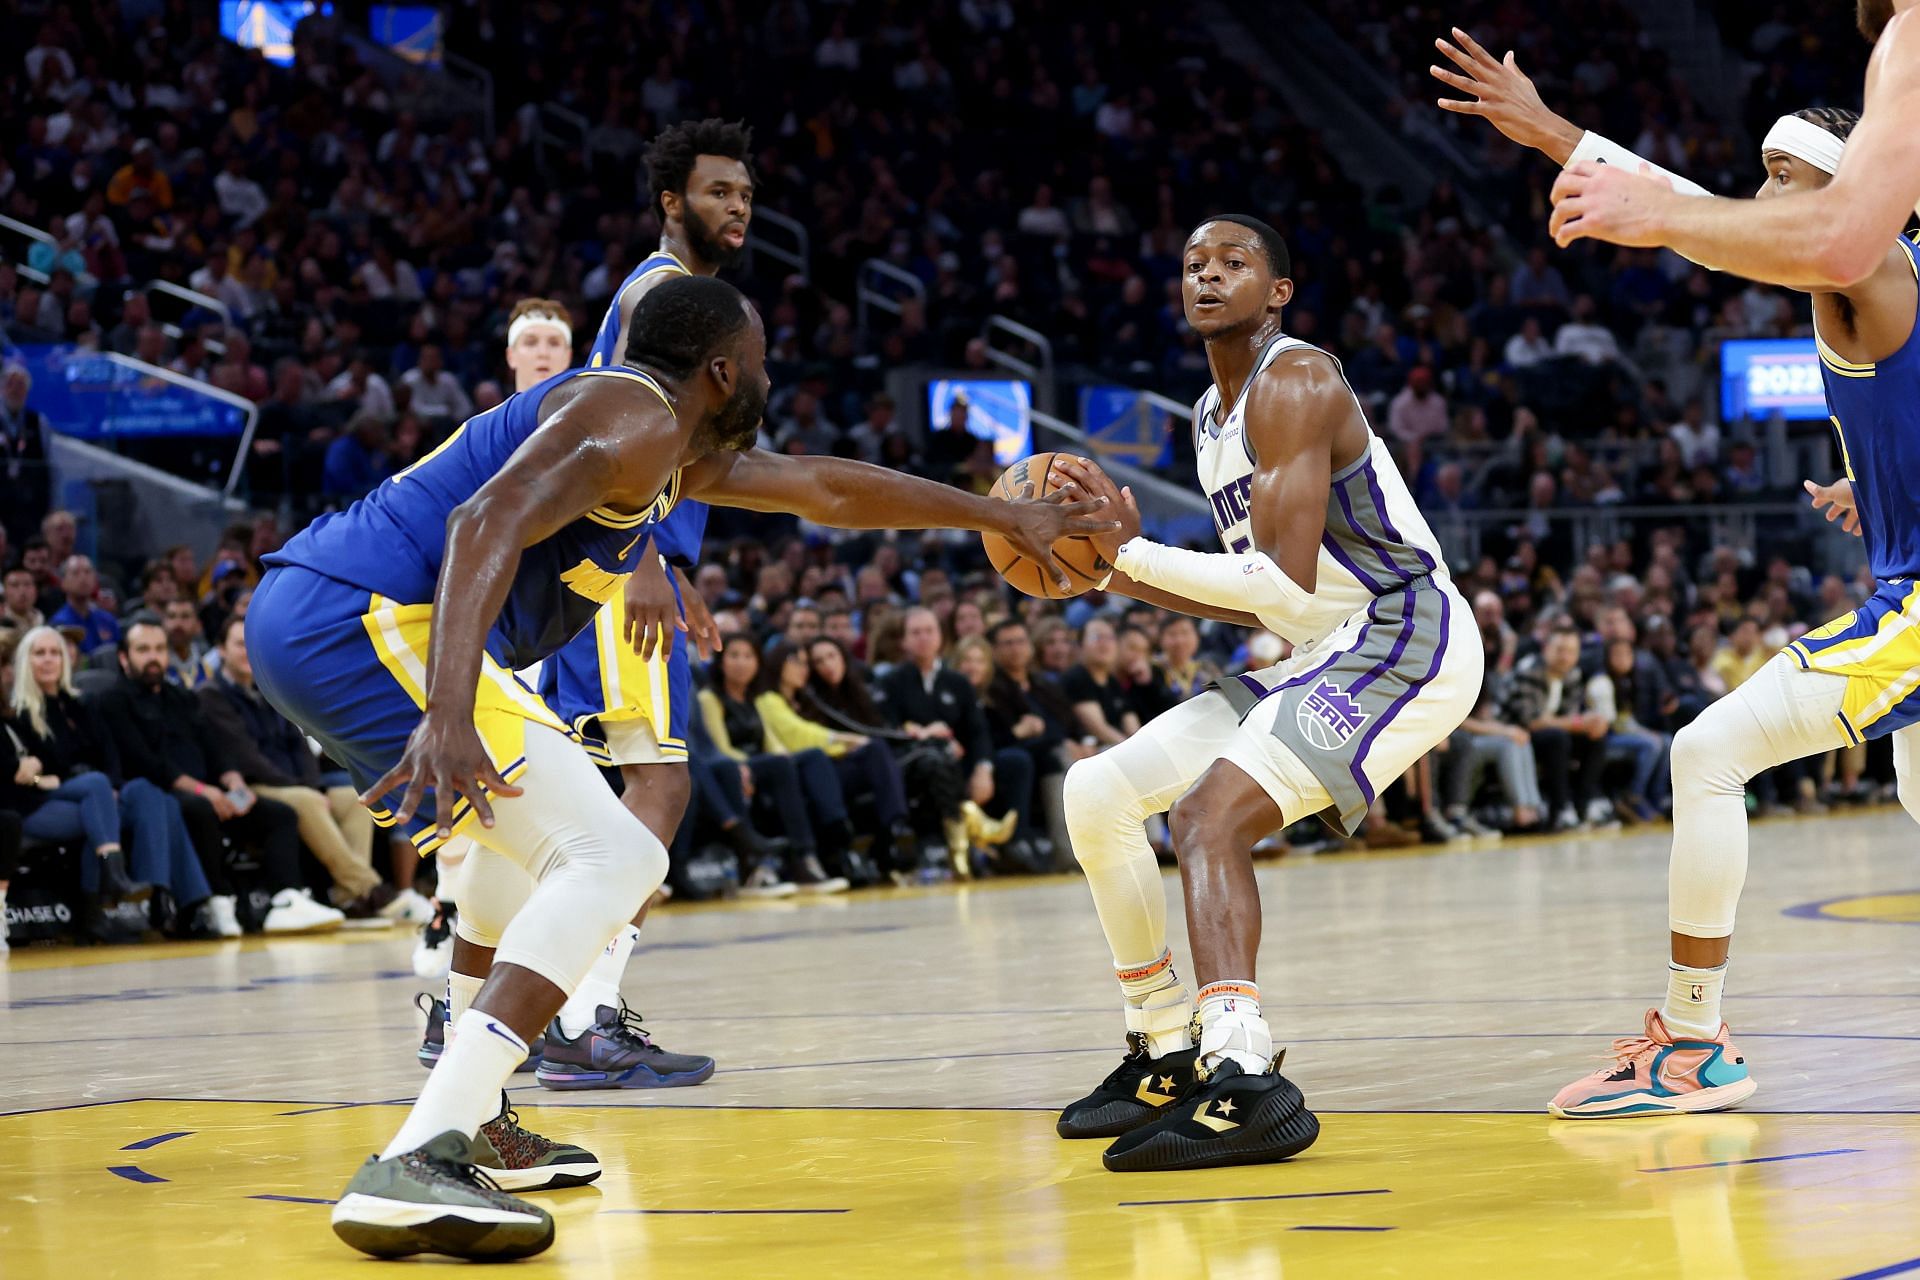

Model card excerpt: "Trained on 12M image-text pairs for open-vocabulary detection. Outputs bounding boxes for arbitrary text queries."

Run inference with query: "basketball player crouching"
[1050,215,1480,1171]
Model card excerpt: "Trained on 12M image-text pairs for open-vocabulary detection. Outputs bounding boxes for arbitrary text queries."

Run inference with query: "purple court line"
[106,1165,167,1184]
[601,1208,851,1216]
[1120,1189,1391,1208]
[1836,1258,1920,1280]
[1291,1225,1395,1232]
[121,1131,193,1150]
[1640,1147,1864,1173]
[250,1194,338,1205]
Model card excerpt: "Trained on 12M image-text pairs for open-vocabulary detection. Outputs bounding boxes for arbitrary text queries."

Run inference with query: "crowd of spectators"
[0,3,1898,949]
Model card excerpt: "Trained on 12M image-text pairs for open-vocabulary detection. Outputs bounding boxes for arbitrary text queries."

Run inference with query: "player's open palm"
[1431,28,1574,160]
[1804,477,1862,536]
[365,711,523,841]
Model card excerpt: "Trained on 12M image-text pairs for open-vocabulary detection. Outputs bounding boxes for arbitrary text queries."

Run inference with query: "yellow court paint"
[1795,892,1920,925]
[6,1101,1919,1279]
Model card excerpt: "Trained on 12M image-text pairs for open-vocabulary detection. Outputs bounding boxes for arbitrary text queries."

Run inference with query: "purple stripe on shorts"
[1348,588,1416,700]
[1333,480,1413,587]
[1348,587,1452,806]
[1362,459,1438,575]
[1248,592,1393,706]
[1322,529,1387,595]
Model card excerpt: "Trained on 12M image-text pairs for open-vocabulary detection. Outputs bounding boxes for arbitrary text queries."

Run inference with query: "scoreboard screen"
[1720,338,1829,422]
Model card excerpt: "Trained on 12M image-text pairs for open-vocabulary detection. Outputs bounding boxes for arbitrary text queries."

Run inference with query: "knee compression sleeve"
[452,843,536,949]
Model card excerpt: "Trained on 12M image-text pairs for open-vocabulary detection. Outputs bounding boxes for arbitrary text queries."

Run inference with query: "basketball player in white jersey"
[1546,0,1920,281]
[1050,215,1481,1171]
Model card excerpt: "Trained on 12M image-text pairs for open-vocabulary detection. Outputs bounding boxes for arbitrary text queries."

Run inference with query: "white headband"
[1762,114,1847,176]
[507,312,572,348]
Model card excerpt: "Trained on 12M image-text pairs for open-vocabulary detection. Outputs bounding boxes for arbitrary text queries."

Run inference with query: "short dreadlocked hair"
[644,118,755,220]
[624,274,752,380]
[1791,105,1861,141]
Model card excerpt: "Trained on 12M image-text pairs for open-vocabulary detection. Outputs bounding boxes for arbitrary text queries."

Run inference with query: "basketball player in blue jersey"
[417,122,756,1092]
[1438,27,1920,1118]
[249,275,1109,1259]
[1045,217,1480,1171]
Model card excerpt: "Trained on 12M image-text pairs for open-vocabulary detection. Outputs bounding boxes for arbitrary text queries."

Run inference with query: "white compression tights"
[1669,654,1920,937]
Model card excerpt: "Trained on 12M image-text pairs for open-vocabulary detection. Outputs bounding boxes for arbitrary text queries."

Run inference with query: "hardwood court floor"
[6,809,1920,1278]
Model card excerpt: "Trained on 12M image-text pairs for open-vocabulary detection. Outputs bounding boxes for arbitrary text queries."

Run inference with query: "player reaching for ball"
[1044,215,1480,1172]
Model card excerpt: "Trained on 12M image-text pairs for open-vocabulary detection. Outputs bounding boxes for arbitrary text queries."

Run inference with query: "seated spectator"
[21,536,63,616]
[1588,636,1672,822]
[1445,668,1544,833]
[699,635,862,893]
[124,559,181,620]
[2,565,44,634]
[1711,618,1769,692]
[1062,617,1139,747]
[1503,315,1553,369]
[876,608,1035,867]
[1157,614,1218,702]
[48,555,119,655]
[399,344,473,428]
[195,615,402,919]
[91,619,342,934]
[163,597,210,688]
[1554,294,1622,366]
[674,711,825,890]
[1504,623,1609,829]
[1116,625,1174,726]
[7,625,213,937]
[322,410,394,502]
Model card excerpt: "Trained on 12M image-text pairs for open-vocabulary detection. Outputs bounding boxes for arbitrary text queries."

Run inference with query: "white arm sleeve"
[1114,537,1351,644]
[1565,131,1713,198]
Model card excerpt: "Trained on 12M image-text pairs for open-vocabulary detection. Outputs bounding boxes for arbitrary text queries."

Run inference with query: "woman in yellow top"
[697,635,851,894]
[753,640,918,874]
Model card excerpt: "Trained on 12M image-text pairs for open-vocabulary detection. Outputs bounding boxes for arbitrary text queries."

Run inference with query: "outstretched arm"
[1550,16,1920,288]
[368,379,680,836]
[679,448,1119,593]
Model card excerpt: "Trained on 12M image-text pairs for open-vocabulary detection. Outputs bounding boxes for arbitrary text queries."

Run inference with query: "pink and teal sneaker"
[1549,1009,1756,1119]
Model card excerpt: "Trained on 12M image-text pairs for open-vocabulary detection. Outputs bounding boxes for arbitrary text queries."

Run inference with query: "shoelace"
[488,1102,549,1157]
[1599,1034,1660,1074]
[415,1150,509,1197]
[609,1002,658,1050]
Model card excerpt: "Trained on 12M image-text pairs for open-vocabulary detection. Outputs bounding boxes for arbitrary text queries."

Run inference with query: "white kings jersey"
[1192,333,1452,648]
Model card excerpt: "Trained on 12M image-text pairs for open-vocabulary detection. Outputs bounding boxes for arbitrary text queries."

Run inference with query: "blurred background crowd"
[0,0,1892,949]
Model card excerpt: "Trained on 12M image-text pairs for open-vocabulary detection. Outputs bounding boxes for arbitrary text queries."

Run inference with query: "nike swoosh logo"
[483,1020,527,1052]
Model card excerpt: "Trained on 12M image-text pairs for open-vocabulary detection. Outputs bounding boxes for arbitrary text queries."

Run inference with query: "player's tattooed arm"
[372,378,680,837]
[677,448,1120,593]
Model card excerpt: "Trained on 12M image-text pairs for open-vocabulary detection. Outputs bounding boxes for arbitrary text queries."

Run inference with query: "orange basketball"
[981,451,1114,599]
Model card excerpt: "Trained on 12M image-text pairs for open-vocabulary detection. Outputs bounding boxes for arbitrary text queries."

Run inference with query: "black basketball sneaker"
[1057,1033,1202,1139]
[1101,1055,1320,1172]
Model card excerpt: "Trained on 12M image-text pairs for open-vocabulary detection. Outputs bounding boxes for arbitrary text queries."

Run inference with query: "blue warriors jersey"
[1817,233,1920,582]
[263,365,680,670]
[591,249,709,564]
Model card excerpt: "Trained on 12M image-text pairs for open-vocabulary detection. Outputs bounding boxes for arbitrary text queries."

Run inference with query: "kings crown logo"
[1296,679,1368,750]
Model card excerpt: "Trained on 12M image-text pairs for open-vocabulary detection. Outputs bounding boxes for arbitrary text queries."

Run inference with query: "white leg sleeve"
[1063,691,1245,970]
[1894,724,1920,827]
[1669,654,1848,938]
[467,722,669,995]
[451,843,536,950]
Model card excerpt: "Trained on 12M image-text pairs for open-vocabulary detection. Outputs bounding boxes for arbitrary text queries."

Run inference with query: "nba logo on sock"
[1690,983,1704,1002]
[1298,680,1368,750]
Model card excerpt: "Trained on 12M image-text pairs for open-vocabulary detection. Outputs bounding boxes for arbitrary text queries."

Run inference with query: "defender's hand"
[1550,162,1676,248]
[674,565,723,660]
[363,711,524,841]
[623,548,681,662]
[998,468,1118,592]
[1054,456,1142,563]
[1431,28,1580,163]
[1804,477,1862,537]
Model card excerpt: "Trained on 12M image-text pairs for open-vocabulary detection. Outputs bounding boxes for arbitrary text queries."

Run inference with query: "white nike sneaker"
[201,894,244,938]
[390,888,436,925]
[264,888,346,935]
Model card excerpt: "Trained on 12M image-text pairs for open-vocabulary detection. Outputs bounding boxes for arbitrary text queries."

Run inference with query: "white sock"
[1661,962,1727,1040]
[382,1010,526,1159]
[1116,949,1194,1058]
[556,923,638,1039]
[1196,980,1273,1075]
[444,972,485,1048]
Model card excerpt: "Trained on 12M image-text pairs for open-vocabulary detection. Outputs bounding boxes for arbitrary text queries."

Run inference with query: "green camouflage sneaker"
[475,1093,603,1191]
[330,1130,555,1260]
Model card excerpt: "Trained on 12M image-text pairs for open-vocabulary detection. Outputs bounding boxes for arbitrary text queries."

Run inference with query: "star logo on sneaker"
[1135,1076,1180,1106]
[1195,1097,1242,1133]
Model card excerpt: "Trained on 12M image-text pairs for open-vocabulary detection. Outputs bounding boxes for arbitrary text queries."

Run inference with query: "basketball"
[980,451,1113,599]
